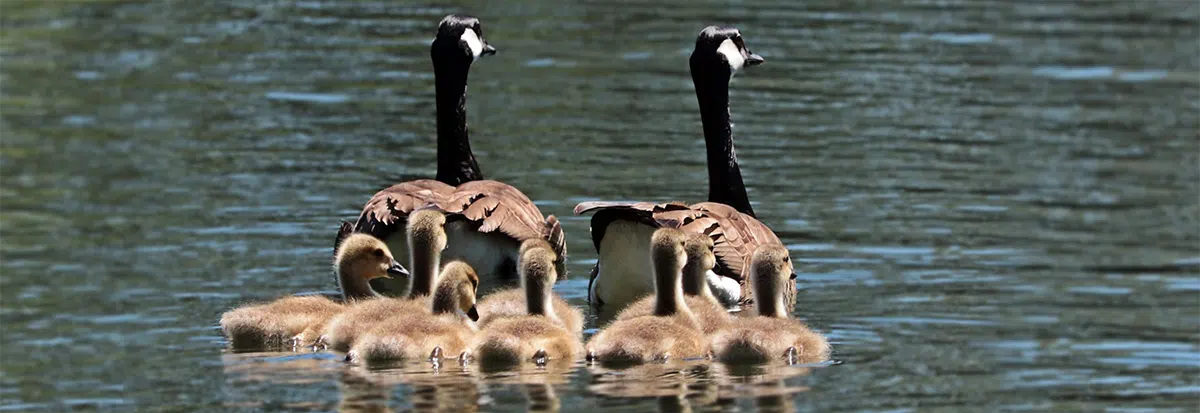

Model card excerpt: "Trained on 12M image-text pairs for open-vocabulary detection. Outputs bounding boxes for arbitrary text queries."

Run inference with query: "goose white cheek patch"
[460,28,484,61]
[716,38,745,73]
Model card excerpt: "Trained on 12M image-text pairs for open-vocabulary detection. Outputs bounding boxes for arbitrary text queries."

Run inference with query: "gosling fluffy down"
[348,261,481,363]
[711,244,830,364]
[469,240,583,366]
[613,233,730,335]
[586,229,707,365]
[219,233,402,349]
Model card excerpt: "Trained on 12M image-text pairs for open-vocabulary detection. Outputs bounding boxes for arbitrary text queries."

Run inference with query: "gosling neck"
[652,255,688,317]
[523,271,557,322]
[430,279,460,316]
[682,260,717,301]
[753,275,789,319]
[337,264,381,302]
[407,238,441,298]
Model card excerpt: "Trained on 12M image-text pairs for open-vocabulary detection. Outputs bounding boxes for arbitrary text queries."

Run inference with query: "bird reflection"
[587,361,719,411]
[342,360,482,413]
[712,362,814,413]
[472,362,576,413]
[337,369,391,413]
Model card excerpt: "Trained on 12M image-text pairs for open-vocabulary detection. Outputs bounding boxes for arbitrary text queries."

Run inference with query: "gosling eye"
[372,248,384,258]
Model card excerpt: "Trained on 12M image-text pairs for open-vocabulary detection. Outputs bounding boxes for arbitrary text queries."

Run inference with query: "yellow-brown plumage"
[318,210,446,351]
[586,229,707,365]
[219,233,400,349]
[475,239,583,335]
[349,261,480,363]
[711,244,830,364]
[469,240,583,366]
[613,233,730,335]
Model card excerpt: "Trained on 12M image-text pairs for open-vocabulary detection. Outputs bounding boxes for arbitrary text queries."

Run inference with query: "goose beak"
[745,52,765,66]
[466,306,480,322]
[481,44,497,56]
[387,259,409,279]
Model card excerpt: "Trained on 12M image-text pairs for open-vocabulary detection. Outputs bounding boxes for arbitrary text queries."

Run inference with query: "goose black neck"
[433,61,482,185]
[693,69,755,217]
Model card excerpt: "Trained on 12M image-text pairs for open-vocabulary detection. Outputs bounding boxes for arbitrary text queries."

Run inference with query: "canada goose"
[612,233,730,334]
[474,239,583,334]
[575,25,791,311]
[466,240,583,367]
[338,14,566,298]
[318,209,449,351]
[584,229,707,366]
[347,261,480,364]
[711,245,829,364]
[219,234,405,349]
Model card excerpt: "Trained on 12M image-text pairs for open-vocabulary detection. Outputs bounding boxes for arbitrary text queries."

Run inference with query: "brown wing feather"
[690,202,789,304]
[349,180,564,267]
[574,201,693,251]
[333,220,354,257]
[436,180,546,241]
[352,179,454,240]
[575,200,792,306]
[542,215,568,278]
[430,180,568,273]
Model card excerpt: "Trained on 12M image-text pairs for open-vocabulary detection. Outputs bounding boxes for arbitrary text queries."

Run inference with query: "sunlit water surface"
[2,0,1197,411]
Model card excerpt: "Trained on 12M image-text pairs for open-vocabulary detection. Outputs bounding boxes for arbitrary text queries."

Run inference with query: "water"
[2,0,1197,411]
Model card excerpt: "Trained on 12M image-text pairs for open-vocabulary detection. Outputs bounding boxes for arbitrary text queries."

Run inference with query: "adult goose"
[337,14,567,297]
[575,25,791,311]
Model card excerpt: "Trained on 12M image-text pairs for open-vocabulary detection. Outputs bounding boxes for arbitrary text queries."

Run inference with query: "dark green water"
[2,0,1198,411]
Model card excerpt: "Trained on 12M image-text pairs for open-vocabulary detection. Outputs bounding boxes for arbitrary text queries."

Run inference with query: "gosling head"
[691,25,764,79]
[519,239,559,287]
[650,228,689,280]
[749,244,796,317]
[683,233,717,275]
[436,261,481,322]
[334,233,408,282]
[432,14,497,65]
[407,209,448,252]
[682,233,717,297]
[750,244,794,284]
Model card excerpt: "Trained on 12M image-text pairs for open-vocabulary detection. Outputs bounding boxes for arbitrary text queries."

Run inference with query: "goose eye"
[373,249,384,258]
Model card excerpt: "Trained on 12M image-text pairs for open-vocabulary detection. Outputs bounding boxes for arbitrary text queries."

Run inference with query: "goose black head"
[432,14,497,65]
[690,25,763,79]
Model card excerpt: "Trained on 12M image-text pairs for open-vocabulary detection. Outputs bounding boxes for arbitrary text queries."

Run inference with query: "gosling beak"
[745,52,765,67]
[386,259,409,279]
[466,306,479,322]
[790,272,798,281]
[481,44,497,57]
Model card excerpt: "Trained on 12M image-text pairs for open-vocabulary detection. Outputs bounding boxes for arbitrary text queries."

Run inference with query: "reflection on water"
[1,0,1197,411]
[217,354,827,413]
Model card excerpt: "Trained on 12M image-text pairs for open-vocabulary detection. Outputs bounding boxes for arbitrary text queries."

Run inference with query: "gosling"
[710,244,830,364]
[219,233,405,349]
[318,209,448,351]
[467,241,583,367]
[474,239,583,335]
[584,228,707,366]
[347,261,481,364]
[612,232,730,334]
